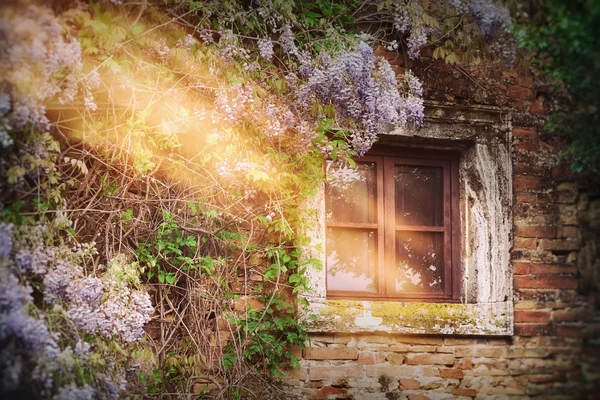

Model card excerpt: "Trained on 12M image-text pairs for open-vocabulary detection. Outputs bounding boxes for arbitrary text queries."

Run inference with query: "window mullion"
[443,160,452,297]
[383,157,395,297]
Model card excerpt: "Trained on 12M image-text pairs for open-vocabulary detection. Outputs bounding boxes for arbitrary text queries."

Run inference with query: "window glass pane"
[326,161,377,224]
[394,231,444,294]
[326,228,377,293]
[394,165,443,226]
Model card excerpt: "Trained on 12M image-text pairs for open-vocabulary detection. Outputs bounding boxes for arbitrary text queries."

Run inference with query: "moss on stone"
[370,301,478,331]
[307,299,511,335]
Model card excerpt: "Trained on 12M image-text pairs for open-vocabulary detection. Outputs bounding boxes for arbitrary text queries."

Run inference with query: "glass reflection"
[326,228,377,292]
[395,165,442,226]
[394,231,444,294]
[326,161,377,224]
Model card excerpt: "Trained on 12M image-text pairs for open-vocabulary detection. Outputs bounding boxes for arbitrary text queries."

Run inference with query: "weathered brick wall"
[284,54,600,399]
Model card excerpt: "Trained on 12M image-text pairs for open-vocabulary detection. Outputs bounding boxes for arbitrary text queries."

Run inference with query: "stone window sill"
[303,298,513,336]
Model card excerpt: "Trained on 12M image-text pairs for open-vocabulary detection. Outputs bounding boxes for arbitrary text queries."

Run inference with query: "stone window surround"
[301,101,514,336]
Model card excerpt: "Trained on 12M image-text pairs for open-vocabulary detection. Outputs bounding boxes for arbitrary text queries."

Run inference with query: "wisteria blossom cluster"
[0,4,84,144]
[1,219,152,396]
[214,83,255,124]
[44,254,153,343]
[0,223,60,394]
[451,0,513,37]
[298,42,423,155]
[0,266,61,394]
[213,81,315,153]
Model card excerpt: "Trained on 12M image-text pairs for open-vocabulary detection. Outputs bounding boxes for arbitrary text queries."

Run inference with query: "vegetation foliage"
[517,0,600,173]
[0,0,588,398]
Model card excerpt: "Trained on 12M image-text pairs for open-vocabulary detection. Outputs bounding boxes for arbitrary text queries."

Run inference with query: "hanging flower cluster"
[298,42,423,155]
[1,219,153,397]
[0,4,84,145]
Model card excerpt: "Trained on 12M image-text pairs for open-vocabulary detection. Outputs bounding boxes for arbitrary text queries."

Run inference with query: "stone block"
[387,353,406,365]
[357,351,386,365]
[440,369,464,379]
[406,354,455,366]
[308,366,363,381]
[304,347,359,360]
[365,365,422,378]
[452,388,477,397]
[399,378,421,390]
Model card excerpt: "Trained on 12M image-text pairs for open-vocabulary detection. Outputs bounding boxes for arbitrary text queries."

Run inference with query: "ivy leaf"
[6,166,26,184]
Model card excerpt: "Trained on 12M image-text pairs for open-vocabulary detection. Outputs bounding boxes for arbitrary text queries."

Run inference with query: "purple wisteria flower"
[0,222,13,259]
[279,24,298,56]
[298,41,423,155]
[258,38,274,61]
[52,383,95,400]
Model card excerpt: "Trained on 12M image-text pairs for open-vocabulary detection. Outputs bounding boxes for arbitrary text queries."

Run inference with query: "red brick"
[513,128,537,139]
[514,323,552,336]
[514,237,537,250]
[530,263,578,275]
[391,65,405,75]
[515,225,556,238]
[552,165,577,180]
[513,163,547,176]
[514,276,578,289]
[452,388,477,397]
[514,262,531,275]
[538,276,578,289]
[557,226,580,239]
[316,386,343,396]
[553,309,589,322]
[514,310,551,323]
[516,192,539,203]
[508,85,535,101]
[514,176,543,190]
[528,374,566,384]
[440,369,464,379]
[539,239,581,251]
[407,354,455,366]
[517,75,534,87]
[556,326,583,338]
[399,379,420,390]
[304,347,358,360]
[529,99,544,115]
[461,359,473,370]
[233,297,264,311]
[514,141,540,152]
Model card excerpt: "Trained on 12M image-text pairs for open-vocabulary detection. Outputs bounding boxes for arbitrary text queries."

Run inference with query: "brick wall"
[284,52,600,399]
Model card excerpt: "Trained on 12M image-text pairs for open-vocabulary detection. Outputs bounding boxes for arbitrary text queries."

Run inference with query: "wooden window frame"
[325,147,461,302]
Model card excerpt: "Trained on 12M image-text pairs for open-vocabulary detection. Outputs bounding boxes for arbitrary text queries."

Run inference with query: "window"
[325,147,460,302]
[301,107,513,335]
